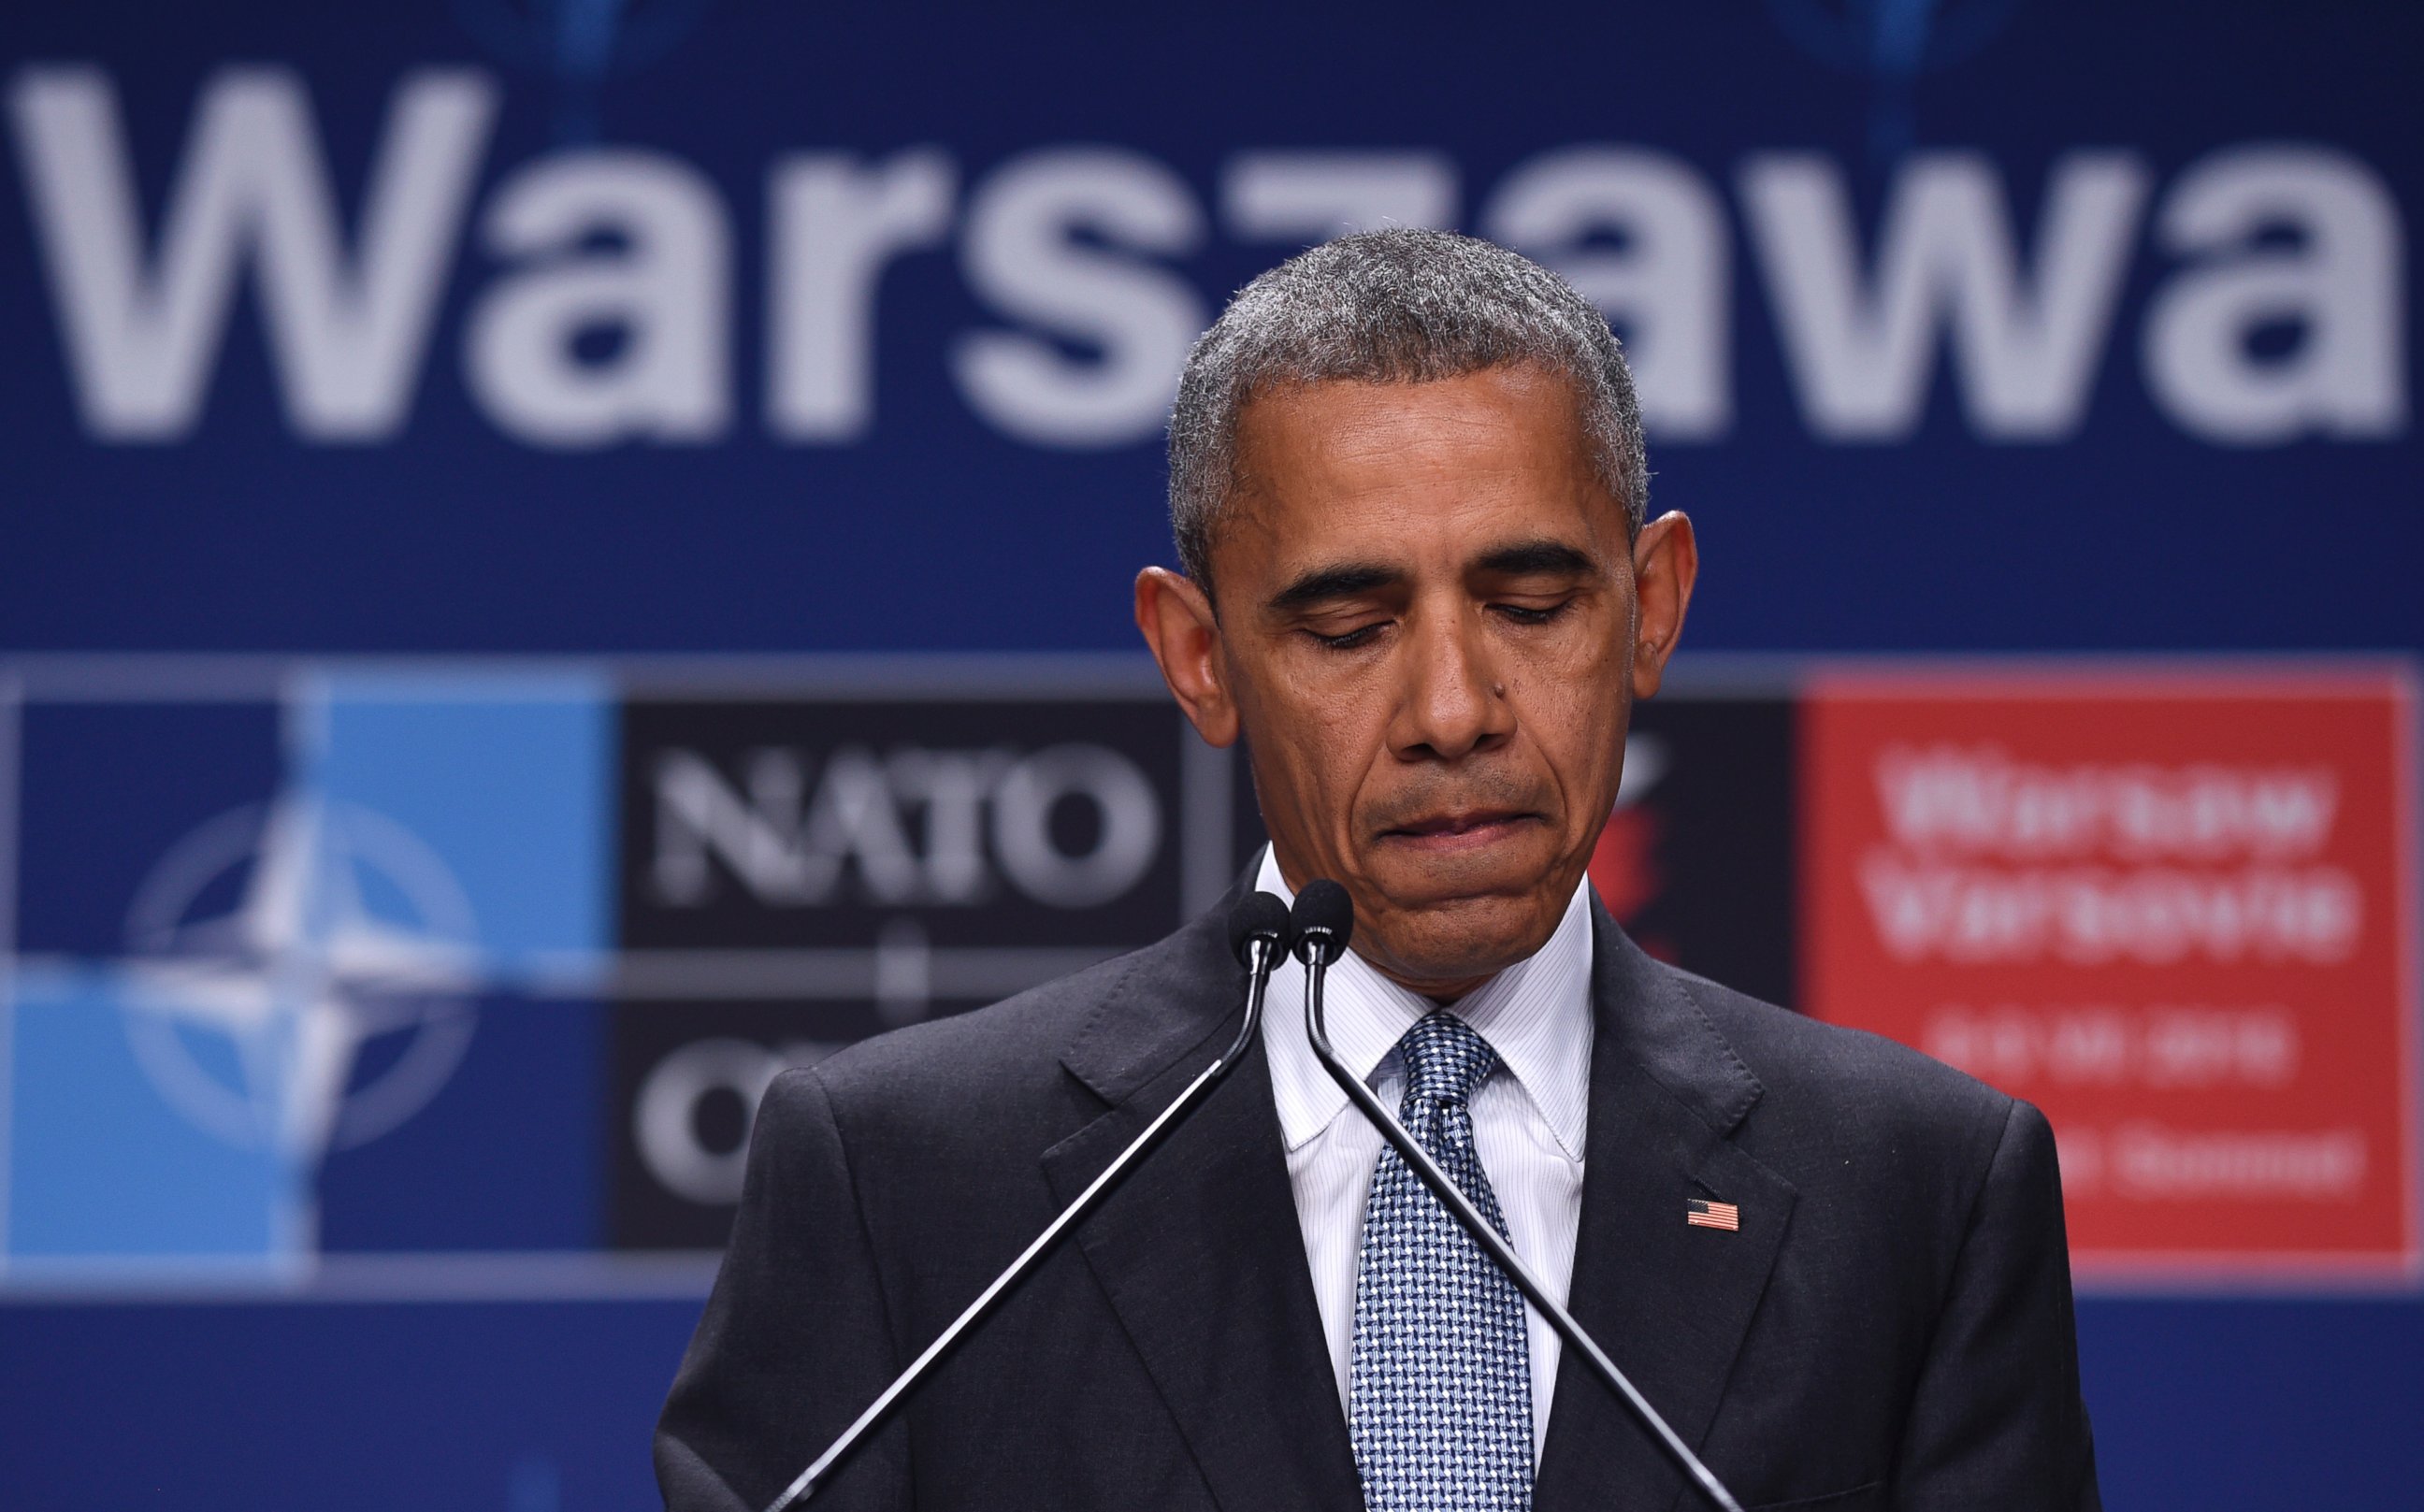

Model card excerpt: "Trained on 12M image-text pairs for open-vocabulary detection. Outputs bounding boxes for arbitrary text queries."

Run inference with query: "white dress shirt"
[1255,846,1594,1463]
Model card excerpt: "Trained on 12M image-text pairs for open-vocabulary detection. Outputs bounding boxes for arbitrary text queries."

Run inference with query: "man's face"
[1137,364,1696,999]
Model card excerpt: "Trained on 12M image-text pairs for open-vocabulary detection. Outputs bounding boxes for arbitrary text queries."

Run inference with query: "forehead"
[1218,367,1621,574]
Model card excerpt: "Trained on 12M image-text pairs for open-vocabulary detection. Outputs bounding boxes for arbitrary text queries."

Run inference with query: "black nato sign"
[1610,697,1798,1010]
[609,690,1229,1248]
[606,680,1797,1251]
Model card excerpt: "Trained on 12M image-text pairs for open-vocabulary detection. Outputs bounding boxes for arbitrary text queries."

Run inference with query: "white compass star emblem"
[112,796,485,1162]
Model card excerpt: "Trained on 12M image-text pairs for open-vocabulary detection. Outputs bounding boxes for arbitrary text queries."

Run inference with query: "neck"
[1364,956,1496,1006]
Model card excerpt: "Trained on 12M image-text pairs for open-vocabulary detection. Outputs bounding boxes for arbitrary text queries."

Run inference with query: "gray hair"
[1166,228,1648,595]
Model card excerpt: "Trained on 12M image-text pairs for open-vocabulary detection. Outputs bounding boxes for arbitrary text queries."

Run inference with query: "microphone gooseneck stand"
[1288,880,1747,1512]
[764,891,1294,1512]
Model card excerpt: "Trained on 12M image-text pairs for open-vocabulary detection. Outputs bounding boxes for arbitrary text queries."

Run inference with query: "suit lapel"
[1534,908,1797,1512]
[1041,904,1362,1512]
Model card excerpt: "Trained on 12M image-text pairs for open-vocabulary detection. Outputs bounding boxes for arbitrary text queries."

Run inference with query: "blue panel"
[13,703,281,955]
[7,970,306,1265]
[0,1300,700,1512]
[306,671,616,958]
[0,3,2416,658]
[316,998,605,1253]
[2081,1298,2424,1510]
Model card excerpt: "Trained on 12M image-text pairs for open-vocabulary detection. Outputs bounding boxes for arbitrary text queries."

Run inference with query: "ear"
[1135,567,1240,746]
[1628,511,1697,701]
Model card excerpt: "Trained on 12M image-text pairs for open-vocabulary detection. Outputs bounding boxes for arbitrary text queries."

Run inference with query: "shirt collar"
[1256,845,1594,1163]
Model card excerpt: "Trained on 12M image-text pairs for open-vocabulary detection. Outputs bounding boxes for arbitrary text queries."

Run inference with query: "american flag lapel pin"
[1686,1197,1740,1231]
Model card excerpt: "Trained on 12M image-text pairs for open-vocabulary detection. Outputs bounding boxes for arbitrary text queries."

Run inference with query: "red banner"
[1801,666,2420,1283]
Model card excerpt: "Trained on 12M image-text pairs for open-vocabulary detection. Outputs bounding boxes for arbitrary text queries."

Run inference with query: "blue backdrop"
[2,2,2418,1508]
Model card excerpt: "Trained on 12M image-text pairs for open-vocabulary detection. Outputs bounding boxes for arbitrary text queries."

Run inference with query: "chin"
[1370,891,1561,988]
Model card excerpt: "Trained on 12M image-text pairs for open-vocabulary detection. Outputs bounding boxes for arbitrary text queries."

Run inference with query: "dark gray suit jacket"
[656,890,2100,1512]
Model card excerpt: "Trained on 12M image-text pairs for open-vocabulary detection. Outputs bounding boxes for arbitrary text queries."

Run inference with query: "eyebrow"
[1265,562,1405,614]
[1474,540,1595,578]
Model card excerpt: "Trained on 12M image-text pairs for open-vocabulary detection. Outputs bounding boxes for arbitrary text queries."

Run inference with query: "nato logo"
[4,670,613,1283]
[117,796,481,1162]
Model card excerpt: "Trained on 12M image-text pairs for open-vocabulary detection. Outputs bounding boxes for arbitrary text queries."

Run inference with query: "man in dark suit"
[657,230,2100,1512]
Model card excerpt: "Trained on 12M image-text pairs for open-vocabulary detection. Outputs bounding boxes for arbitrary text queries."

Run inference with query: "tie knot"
[1394,1011,1500,1107]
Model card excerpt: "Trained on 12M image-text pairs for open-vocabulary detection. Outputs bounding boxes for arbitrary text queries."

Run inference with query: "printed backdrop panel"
[8,657,2413,1279]
[1801,667,2420,1279]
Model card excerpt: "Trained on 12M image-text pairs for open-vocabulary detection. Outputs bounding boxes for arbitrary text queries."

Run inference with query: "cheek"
[1258,670,1389,833]
[1517,641,1631,814]
[1304,697,1384,814]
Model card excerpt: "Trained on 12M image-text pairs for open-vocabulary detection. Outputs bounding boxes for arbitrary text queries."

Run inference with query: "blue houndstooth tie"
[1349,1011,1533,1512]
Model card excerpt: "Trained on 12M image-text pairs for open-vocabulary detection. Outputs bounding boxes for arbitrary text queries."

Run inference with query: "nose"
[1387,604,1514,762]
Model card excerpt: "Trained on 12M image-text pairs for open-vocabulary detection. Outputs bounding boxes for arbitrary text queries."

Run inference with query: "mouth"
[1377,808,1543,854]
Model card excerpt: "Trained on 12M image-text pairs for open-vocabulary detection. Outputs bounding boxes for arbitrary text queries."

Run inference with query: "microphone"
[1288,877,1354,967]
[1289,880,1746,1512]
[1229,886,1293,973]
[765,890,1294,1512]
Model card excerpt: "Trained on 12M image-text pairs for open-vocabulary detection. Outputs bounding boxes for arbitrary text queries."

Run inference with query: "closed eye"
[1492,600,1572,626]
[1306,622,1389,650]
